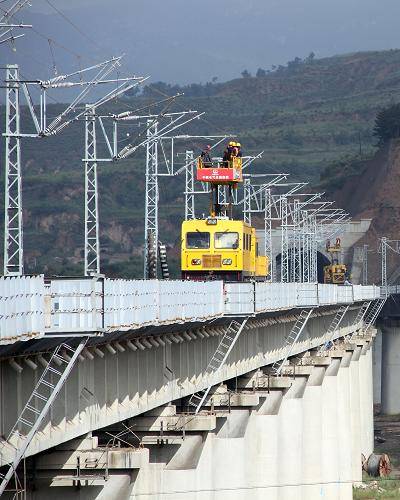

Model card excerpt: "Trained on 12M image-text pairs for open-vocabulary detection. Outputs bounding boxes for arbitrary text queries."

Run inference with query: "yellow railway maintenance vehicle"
[323,238,347,284]
[181,218,268,281]
[181,142,269,281]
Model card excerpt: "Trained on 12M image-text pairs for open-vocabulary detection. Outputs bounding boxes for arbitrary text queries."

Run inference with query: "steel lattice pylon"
[291,200,301,282]
[362,244,368,285]
[144,120,159,279]
[264,187,273,281]
[280,196,289,282]
[381,237,387,291]
[84,106,100,276]
[309,214,318,282]
[300,210,309,282]
[302,211,315,283]
[217,185,227,216]
[243,178,251,225]
[3,64,23,276]
[184,150,195,220]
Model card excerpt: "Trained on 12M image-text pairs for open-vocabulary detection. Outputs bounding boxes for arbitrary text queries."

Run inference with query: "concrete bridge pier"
[381,324,400,415]
[301,365,324,499]
[244,388,283,500]
[361,342,374,457]
[336,349,353,499]
[277,376,306,500]
[321,357,341,499]
[349,345,363,483]
[373,327,382,405]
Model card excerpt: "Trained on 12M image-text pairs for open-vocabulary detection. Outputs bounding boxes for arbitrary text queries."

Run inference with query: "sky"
[3,0,400,84]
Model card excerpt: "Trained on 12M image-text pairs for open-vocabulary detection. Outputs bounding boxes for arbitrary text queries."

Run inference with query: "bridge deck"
[0,275,380,345]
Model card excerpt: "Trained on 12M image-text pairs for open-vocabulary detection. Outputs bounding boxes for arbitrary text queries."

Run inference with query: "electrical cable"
[2,2,97,63]
[43,0,111,57]
[3,0,177,117]
[2,2,154,119]
[127,477,395,497]
[47,38,57,75]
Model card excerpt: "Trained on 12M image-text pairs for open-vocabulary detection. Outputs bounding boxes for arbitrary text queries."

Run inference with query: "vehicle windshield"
[215,232,239,249]
[186,232,210,249]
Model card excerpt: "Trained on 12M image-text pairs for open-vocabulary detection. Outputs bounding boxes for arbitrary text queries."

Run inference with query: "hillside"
[326,138,400,283]
[139,49,400,177]
[3,49,400,277]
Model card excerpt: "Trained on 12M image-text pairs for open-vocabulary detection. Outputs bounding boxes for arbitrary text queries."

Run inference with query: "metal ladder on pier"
[318,304,350,353]
[271,308,313,376]
[354,301,371,326]
[360,298,386,336]
[188,317,248,414]
[348,299,384,341]
[0,338,88,496]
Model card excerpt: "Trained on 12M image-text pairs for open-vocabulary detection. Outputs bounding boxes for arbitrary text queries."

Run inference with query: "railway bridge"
[0,275,383,499]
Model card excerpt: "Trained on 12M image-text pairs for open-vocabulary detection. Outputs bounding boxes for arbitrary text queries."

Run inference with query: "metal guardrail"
[0,275,45,344]
[383,285,400,296]
[0,276,382,344]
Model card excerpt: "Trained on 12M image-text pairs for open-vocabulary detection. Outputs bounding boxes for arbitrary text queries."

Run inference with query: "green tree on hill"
[373,103,400,143]
[306,52,316,64]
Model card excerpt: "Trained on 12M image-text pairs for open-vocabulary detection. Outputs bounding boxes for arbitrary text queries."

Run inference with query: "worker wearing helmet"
[222,141,235,166]
[231,142,239,158]
[201,144,212,165]
[236,142,243,158]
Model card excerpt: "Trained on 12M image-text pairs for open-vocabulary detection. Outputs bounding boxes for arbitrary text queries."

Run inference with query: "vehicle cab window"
[186,232,210,249]
[215,232,239,249]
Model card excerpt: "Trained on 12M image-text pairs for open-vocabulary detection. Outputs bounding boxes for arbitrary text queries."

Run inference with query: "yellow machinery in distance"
[181,150,269,281]
[323,238,347,284]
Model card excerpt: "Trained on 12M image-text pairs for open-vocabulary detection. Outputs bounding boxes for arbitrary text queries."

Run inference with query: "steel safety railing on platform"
[48,278,103,332]
[104,279,224,330]
[0,276,382,344]
[382,285,400,296]
[353,285,379,302]
[255,282,298,312]
[252,282,380,315]
[0,275,45,344]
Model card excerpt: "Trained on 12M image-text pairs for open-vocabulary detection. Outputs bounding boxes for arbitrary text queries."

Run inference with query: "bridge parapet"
[225,282,380,315]
[383,285,400,296]
[0,275,45,344]
[0,275,381,345]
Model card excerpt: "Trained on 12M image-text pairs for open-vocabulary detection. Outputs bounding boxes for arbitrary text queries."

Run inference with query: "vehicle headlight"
[191,259,201,265]
[222,258,232,265]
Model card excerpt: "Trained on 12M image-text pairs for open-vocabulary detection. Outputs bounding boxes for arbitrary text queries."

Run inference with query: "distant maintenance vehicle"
[324,238,347,284]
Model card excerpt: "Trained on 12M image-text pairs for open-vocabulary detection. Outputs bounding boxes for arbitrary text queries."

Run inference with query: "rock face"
[331,139,400,282]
